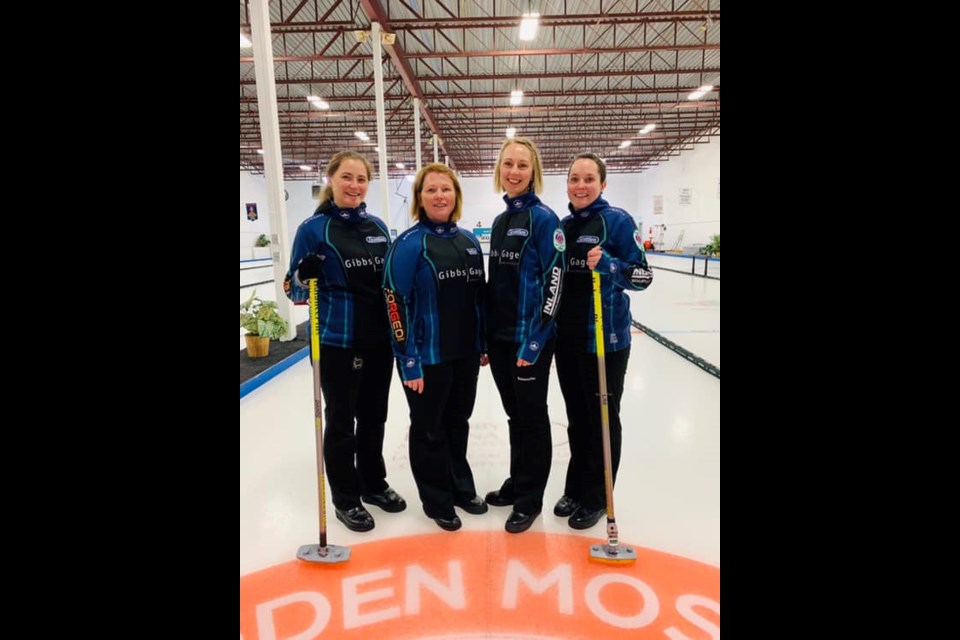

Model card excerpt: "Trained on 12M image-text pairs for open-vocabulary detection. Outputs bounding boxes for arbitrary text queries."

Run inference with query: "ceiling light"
[687,85,713,100]
[519,13,540,41]
[240,33,252,48]
[355,131,370,141]
[510,90,523,106]
[395,162,405,169]
[639,124,656,135]
[256,149,264,154]
[307,96,329,109]
[619,140,632,149]
[506,127,517,138]
[300,165,312,171]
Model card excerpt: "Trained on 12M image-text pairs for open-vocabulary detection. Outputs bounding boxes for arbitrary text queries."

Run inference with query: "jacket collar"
[419,219,459,237]
[503,191,541,213]
[568,196,609,219]
[316,199,368,222]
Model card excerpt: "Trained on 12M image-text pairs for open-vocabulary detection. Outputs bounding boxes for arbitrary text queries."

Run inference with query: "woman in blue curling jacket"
[382,163,489,532]
[483,136,566,534]
[553,152,653,531]
[284,151,407,534]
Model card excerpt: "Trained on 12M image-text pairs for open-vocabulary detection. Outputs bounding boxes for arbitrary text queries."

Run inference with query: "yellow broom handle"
[309,279,329,548]
[593,270,617,535]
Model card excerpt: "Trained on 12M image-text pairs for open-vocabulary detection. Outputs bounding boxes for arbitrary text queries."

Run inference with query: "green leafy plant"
[255,234,271,247]
[240,290,289,339]
[701,233,720,256]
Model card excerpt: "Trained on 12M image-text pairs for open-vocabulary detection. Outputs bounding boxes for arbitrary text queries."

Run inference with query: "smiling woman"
[381,162,488,531]
[484,136,566,534]
[281,149,407,534]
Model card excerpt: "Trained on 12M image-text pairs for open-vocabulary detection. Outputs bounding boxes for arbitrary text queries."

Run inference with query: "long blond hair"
[493,136,544,195]
[410,163,464,223]
[318,151,374,205]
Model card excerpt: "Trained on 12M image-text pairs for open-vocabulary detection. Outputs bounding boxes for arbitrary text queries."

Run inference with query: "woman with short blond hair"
[382,163,488,531]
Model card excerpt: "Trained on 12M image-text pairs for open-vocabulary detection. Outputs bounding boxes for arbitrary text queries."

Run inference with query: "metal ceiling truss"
[240,0,720,180]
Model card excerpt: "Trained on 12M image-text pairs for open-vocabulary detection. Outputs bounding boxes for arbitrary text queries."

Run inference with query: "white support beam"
[371,22,390,235]
[250,0,295,340]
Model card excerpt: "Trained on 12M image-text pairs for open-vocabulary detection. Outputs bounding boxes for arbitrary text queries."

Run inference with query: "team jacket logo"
[553,229,566,252]
[344,256,384,269]
[512,199,523,208]
[629,268,653,285]
[366,235,387,243]
[439,267,484,281]
[383,288,406,343]
[529,341,540,352]
[542,266,562,316]
[633,228,644,249]
[577,235,599,244]
[339,212,350,218]
[466,247,479,255]
[491,248,521,263]
[507,228,529,237]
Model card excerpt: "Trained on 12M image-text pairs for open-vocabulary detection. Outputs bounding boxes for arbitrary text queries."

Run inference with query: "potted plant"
[701,233,720,257]
[240,289,289,358]
[252,233,272,259]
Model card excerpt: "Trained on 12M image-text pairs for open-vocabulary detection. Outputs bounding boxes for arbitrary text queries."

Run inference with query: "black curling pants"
[402,355,481,519]
[318,344,393,510]
[487,339,556,515]
[555,343,630,511]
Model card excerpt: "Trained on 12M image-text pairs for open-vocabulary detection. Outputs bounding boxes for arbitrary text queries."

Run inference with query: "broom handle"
[593,270,619,547]
[309,279,329,551]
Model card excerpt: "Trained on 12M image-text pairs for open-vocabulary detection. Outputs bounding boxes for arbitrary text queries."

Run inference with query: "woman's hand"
[480,353,490,367]
[404,378,424,394]
[586,245,603,270]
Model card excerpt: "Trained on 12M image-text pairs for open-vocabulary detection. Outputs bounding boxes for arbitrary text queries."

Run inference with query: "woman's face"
[420,171,456,224]
[567,158,606,210]
[499,143,533,198]
[330,159,369,209]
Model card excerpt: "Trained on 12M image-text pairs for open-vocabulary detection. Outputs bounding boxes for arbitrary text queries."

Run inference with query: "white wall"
[633,135,720,248]
[240,134,719,258]
[239,172,270,258]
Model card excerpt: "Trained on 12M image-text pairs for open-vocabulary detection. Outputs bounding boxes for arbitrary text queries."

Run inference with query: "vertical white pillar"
[371,23,390,230]
[414,98,422,172]
[250,0,295,339]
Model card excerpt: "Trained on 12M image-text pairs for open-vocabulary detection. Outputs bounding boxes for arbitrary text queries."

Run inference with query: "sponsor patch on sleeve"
[634,228,644,250]
[553,229,566,252]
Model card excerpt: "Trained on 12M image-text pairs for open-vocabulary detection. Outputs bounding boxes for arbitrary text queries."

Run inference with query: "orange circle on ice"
[240,532,719,639]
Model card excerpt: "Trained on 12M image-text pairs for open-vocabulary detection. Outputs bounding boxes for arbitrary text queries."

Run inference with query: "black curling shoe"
[553,495,581,517]
[568,505,606,530]
[335,506,375,532]
[455,495,489,514]
[505,510,540,534]
[361,487,407,513]
[485,487,514,507]
[433,515,463,531]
